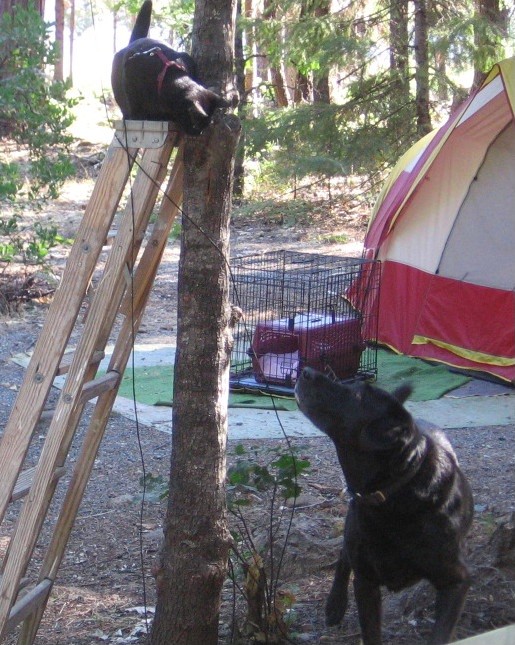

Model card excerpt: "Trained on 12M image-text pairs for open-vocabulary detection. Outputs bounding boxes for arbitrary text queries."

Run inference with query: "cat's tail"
[129,0,152,43]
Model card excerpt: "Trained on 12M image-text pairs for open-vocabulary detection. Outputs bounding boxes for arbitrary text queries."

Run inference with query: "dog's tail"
[129,0,152,43]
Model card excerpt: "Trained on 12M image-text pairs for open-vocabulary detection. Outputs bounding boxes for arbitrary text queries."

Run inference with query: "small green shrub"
[0,5,77,203]
[0,216,71,266]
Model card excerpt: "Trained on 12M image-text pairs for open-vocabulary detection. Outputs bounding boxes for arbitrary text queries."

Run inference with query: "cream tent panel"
[380,91,512,273]
[438,122,515,290]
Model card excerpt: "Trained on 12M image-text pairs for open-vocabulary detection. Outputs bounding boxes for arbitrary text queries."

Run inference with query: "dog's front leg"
[353,574,382,645]
[430,576,470,645]
[326,547,351,626]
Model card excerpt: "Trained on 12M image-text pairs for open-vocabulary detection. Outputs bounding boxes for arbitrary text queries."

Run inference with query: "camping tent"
[364,57,515,383]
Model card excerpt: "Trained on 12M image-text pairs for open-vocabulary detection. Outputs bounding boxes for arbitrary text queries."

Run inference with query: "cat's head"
[183,88,230,135]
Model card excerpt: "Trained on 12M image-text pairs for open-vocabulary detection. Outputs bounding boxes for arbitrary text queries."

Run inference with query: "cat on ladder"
[111,0,230,135]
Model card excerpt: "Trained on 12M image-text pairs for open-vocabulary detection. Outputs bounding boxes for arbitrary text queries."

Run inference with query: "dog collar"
[350,457,422,506]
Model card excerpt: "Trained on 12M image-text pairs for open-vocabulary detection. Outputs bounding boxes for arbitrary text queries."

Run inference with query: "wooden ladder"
[0,121,183,644]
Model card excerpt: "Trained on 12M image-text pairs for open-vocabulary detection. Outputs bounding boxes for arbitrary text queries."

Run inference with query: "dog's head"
[295,367,414,452]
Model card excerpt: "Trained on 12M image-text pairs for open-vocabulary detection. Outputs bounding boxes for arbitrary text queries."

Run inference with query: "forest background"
[0,0,514,221]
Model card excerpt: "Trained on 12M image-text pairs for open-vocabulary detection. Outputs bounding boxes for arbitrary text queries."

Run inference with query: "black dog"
[295,367,473,645]
[111,0,229,135]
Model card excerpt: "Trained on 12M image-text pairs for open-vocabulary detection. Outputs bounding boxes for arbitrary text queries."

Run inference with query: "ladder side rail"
[0,141,174,638]
[15,149,184,645]
[119,143,184,320]
[0,141,137,526]
[95,134,181,346]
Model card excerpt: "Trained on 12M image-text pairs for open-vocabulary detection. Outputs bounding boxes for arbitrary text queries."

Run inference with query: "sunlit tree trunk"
[68,0,75,84]
[54,0,64,81]
[264,0,289,106]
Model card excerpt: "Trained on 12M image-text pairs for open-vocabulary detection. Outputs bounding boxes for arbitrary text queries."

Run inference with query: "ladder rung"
[79,371,120,404]
[5,578,52,634]
[57,350,105,376]
[11,466,67,504]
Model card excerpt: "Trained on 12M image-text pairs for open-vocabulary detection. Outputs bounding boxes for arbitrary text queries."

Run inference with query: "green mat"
[375,349,470,401]
[112,364,297,410]
[110,349,470,409]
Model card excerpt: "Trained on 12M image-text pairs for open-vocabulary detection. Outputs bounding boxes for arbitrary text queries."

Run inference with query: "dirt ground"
[0,138,514,645]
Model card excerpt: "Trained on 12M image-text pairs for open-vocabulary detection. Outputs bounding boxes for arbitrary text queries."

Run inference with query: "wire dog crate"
[229,251,381,395]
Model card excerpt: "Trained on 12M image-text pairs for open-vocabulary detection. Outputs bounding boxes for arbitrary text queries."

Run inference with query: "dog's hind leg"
[325,547,351,626]
[353,573,382,645]
[429,578,470,644]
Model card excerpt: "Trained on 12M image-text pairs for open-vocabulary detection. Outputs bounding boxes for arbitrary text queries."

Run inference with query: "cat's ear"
[191,92,229,119]
[191,100,209,118]
[212,93,230,109]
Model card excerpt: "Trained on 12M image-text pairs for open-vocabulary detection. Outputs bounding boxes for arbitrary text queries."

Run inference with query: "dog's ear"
[360,417,408,451]
[392,384,412,405]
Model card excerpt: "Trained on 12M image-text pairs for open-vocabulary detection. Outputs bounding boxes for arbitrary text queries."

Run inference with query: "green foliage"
[432,12,507,76]
[0,163,22,202]
[227,443,310,507]
[248,0,374,78]
[0,6,77,203]
[233,197,316,229]
[0,215,72,266]
[228,443,311,641]
[138,473,169,503]
[239,0,514,203]
[244,96,417,191]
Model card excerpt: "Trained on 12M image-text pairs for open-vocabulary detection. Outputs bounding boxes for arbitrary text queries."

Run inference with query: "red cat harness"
[129,46,188,96]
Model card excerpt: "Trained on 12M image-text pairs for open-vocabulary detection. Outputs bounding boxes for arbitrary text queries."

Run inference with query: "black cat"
[111,0,229,135]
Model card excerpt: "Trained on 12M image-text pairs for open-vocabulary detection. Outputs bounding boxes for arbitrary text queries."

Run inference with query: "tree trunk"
[472,0,506,90]
[68,0,75,84]
[413,0,432,136]
[234,0,246,197]
[389,0,409,102]
[150,1,240,644]
[0,0,44,16]
[312,0,330,104]
[53,0,64,81]
[295,71,312,103]
[263,0,289,107]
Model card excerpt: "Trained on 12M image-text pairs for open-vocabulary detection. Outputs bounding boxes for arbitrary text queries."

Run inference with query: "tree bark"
[150,1,240,644]
[0,0,44,16]
[389,0,409,102]
[312,0,330,104]
[413,0,432,136]
[234,0,246,197]
[472,0,506,90]
[53,0,65,81]
[68,0,75,84]
[263,0,289,107]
